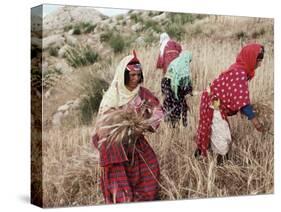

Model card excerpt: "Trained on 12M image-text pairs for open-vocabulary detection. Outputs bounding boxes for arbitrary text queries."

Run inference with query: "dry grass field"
[39,15,274,207]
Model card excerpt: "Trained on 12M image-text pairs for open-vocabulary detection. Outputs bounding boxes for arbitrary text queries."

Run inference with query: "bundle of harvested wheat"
[252,102,274,132]
[96,109,151,147]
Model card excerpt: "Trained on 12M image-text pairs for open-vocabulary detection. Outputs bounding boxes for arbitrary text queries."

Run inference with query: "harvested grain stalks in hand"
[96,109,152,148]
[252,101,274,133]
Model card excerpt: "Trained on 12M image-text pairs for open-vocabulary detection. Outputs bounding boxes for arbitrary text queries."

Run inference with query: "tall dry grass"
[41,16,274,207]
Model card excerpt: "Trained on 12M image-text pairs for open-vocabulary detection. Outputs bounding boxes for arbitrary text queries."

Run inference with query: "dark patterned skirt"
[161,78,191,127]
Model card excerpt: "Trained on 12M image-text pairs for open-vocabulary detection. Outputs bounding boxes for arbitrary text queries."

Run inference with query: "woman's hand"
[143,108,152,119]
[251,117,266,132]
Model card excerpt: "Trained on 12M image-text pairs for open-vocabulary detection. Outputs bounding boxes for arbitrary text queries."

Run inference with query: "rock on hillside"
[43,6,108,33]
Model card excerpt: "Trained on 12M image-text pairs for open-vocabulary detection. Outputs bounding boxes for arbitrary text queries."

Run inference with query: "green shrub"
[235,31,247,40]
[48,47,59,57]
[138,16,144,24]
[168,13,195,24]
[84,48,99,64]
[65,45,99,68]
[252,28,266,38]
[122,20,127,26]
[165,23,185,41]
[67,22,96,34]
[195,14,206,20]
[80,22,91,28]
[42,68,62,89]
[192,25,202,36]
[144,20,161,32]
[79,77,109,125]
[148,11,154,17]
[64,25,73,32]
[116,15,124,21]
[109,35,125,53]
[100,31,113,42]
[83,23,96,33]
[73,26,81,35]
[130,13,143,23]
[144,33,157,44]
[130,13,138,22]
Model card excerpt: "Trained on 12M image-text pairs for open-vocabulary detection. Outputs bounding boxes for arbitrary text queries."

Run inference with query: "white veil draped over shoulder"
[97,54,141,115]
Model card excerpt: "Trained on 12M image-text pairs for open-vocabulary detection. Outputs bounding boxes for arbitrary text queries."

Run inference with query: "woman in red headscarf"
[156,32,182,75]
[92,51,164,203]
[195,43,265,161]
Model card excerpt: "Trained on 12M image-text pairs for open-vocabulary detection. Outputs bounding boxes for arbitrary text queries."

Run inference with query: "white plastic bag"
[210,110,232,155]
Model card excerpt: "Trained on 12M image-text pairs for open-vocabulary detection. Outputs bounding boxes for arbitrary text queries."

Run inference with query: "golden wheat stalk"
[96,109,151,148]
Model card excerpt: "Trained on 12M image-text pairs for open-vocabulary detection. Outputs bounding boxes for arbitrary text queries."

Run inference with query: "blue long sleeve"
[241,104,255,120]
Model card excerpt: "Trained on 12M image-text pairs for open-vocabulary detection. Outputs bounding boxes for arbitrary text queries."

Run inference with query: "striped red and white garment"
[92,87,163,203]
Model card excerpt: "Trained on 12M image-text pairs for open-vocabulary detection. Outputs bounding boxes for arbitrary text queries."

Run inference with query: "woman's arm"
[251,116,265,132]
[147,106,164,131]
[241,104,265,132]
[140,87,164,132]
[240,104,255,120]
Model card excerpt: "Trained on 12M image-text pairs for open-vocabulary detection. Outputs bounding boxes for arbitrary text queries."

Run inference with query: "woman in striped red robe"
[92,51,164,203]
[195,43,265,160]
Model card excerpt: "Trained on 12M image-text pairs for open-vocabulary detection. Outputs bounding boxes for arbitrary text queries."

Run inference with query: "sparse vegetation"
[252,28,266,39]
[130,13,144,23]
[195,14,207,20]
[82,23,96,33]
[72,25,81,35]
[65,45,99,68]
[144,19,162,33]
[64,25,73,32]
[191,25,203,36]
[64,22,96,34]
[79,77,109,125]
[168,13,196,25]
[100,30,129,53]
[122,20,127,26]
[100,31,113,42]
[48,47,59,57]
[144,32,158,44]
[148,11,154,17]
[235,31,248,40]
[116,15,124,21]
[109,34,126,53]
[165,23,186,40]
[42,68,62,89]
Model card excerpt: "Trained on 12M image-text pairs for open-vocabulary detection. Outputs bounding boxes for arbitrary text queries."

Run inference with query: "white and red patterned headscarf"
[98,51,142,115]
[159,32,170,57]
